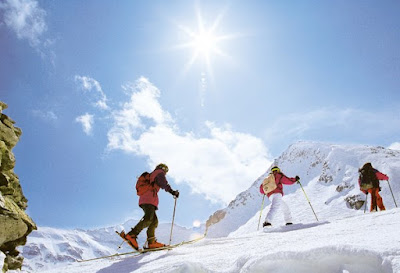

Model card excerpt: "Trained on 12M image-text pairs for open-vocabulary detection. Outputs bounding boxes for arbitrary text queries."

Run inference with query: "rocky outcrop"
[0,101,36,272]
[206,209,226,228]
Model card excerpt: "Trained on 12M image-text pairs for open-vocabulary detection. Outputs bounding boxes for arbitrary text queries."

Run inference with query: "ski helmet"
[156,163,169,173]
[271,166,280,173]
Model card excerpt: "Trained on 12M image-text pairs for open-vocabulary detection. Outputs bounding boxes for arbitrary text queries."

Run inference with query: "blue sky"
[1,0,399,230]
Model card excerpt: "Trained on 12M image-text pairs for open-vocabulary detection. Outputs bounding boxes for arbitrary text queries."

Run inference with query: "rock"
[345,194,365,210]
[0,141,16,172]
[0,101,36,272]
[206,209,226,227]
[0,102,7,112]
[0,115,20,149]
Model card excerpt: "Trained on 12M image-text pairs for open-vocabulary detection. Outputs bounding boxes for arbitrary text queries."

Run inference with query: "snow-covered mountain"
[34,208,400,273]
[206,141,400,237]
[17,141,400,272]
[20,219,205,272]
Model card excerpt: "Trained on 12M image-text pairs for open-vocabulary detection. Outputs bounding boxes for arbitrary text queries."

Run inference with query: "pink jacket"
[139,168,172,208]
[260,172,297,198]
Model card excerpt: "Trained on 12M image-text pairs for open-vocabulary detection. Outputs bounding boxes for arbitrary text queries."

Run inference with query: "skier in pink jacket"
[260,166,299,227]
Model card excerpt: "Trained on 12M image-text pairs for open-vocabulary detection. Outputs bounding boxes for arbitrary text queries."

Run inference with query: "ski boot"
[147,239,166,249]
[263,222,272,227]
[118,231,139,250]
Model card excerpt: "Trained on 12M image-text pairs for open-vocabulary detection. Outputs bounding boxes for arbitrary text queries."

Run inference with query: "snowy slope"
[20,219,204,272]
[25,208,400,273]
[14,141,400,272]
[207,141,400,237]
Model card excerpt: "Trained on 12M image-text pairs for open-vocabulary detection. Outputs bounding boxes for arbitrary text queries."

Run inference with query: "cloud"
[75,75,109,110]
[264,107,400,147]
[107,77,272,204]
[32,109,57,122]
[388,142,400,151]
[75,113,94,135]
[0,0,47,47]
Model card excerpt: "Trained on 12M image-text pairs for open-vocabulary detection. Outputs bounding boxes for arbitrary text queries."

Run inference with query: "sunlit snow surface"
[17,209,400,273]
[13,142,400,272]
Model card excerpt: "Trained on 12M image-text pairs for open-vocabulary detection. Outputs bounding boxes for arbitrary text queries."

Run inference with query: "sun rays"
[174,6,237,78]
[169,5,240,107]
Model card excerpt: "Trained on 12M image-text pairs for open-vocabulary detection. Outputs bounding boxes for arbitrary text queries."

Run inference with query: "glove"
[170,189,179,198]
[295,176,300,182]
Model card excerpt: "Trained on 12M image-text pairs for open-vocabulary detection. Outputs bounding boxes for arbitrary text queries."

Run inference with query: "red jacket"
[358,169,389,194]
[139,168,172,208]
[260,172,297,198]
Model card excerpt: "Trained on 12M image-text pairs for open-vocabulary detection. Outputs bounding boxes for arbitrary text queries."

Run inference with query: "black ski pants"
[129,204,158,243]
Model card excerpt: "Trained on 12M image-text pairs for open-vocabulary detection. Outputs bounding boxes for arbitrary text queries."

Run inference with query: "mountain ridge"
[206,141,400,237]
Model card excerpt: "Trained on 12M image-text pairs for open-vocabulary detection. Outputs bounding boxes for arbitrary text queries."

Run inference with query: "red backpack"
[135,172,154,196]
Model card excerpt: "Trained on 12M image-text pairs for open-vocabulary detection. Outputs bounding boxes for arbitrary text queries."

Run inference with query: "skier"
[259,166,299,227]
[359,162,389,212]
[119,163,179,250]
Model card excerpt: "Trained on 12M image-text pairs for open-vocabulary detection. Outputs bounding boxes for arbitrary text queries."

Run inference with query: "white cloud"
[75,113,94,135]
[388,142,400,151]
[0,0,47,47]
[32,109,57,122]
[107,77,272,204]
[264,107,400,145]
[75,75,109,110]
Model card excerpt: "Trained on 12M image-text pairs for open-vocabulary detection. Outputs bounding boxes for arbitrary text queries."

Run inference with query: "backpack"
[135,172,154,196]
[359,167,378,190]
[262,173,277,194]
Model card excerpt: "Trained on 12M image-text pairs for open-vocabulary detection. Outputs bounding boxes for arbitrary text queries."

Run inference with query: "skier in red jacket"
[119,163,179,250]
[259,166,299,227]
[358,162,389,212]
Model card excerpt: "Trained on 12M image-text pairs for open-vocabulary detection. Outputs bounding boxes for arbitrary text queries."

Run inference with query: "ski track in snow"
[31,208,400,273]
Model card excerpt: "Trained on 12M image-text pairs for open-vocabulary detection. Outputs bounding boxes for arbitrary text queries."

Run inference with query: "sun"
[175,6,235,71]
[171,5,240,106]
[192,220,202,228]
[193,31,218,57]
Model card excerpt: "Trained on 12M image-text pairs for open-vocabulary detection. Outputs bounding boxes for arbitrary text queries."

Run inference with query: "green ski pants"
[129,204,158,243]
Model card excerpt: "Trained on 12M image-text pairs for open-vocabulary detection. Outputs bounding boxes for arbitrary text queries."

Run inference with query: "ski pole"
[257,195,266,231]
[168,197,178,245]
[386,179,398,208]
[364,192,368,214]
[298,180,319,221]
[117,240,125,250]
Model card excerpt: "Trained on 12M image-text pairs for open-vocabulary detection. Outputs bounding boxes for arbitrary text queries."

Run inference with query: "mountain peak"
[206,142,400,237]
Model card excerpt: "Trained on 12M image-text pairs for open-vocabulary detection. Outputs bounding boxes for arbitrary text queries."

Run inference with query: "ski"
[77,238,185,263]
[262,221,329,233]
[77,250,141,263]
[77,232,205,263]
[77,244,180,263]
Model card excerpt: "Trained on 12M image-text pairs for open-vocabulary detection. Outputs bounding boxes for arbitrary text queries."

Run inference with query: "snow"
[18,220,203,271]
[0,251,4,271]
[206,142,400,237]
[22,209,400,273]
[8,141,400,273]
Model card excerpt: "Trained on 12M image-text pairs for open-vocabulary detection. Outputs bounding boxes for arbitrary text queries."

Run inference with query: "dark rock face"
[0,102,37,272]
